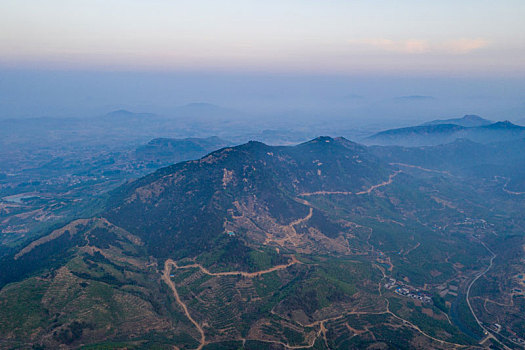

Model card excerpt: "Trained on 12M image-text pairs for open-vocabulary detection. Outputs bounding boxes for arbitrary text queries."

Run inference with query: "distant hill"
[104,109,155,119]
[422,114,492,127]
[371,137,525,191]
[395,95,435,101]
[482,120,524,130]
[364,123,466,146]
[134,136,231,164]
[365,119,525,146]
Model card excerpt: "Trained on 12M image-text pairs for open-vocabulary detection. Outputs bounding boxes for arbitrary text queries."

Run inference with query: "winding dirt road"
[389,162,452,176]
[167,255,300,278]
[288,208,313,228]
[163,254,470,349]
[162,256,300,350]
[355,171,401,195]
[162,260,207,350]
[299,171,401,197]
[503,181,525,195]
[465,240,514,350]
[264,206,313,247]
[373,264,468,348]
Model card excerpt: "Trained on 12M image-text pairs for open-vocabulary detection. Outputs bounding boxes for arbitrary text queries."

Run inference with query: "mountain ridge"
[365,119,525,146]
[422,114,492,127]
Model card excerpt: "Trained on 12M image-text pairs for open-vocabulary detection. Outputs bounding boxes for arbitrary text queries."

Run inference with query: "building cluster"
[394,287,432,303]
[384,278,432,303]
[457,217,491,229]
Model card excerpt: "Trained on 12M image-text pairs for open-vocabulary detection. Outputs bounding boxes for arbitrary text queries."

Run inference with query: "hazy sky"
[1,0,524,75]
[1,1,524,121]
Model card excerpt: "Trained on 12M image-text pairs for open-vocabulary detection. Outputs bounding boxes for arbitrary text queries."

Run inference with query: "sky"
[0,1,524,121]
[1,0,524,75]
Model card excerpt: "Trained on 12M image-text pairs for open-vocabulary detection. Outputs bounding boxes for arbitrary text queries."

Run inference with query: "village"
[384,278,432,303]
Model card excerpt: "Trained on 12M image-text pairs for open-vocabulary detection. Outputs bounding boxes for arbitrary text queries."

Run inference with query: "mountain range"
[421,115,492,127]
[3,133,525,349]
[365,115,525,146]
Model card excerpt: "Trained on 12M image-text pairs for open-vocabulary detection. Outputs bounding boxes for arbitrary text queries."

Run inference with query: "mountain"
[470,120,525,143]
[483,120,524,130]
[371,137,525,192]
[134,136,231,164]
[422,115,492,127]
[104,109,155,119]
[395,95,435,101]
[365,120,525,146]
[1,136,523,349]
[106,137,392,258]
[364,123,466,146]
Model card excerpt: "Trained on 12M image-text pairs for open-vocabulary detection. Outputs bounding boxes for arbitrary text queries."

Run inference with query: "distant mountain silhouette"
[482,120,524,130]
[104,109,155,119]
[365,119,525,146]
[422,115,492,127]
[371,136,525,191]
[134,136,231,163]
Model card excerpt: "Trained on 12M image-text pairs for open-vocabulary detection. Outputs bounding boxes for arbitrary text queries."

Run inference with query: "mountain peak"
[422,114,492,127]
[234,140,269,152]
[296,136,365,155]
[462,114,482,120]
[299,136,349,148]
[246,140,267,147]
[106,109,134,117]
[310,136,335,143]
[485,120,523,129]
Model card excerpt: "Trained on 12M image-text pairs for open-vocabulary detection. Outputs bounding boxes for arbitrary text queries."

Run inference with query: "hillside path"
[299,171,400,197]
[355,171,401,195]
[162,256,300,349]
[389,162,452,176]
[465,240,515,350]
[162,260,207,350]
[166,255,299,278]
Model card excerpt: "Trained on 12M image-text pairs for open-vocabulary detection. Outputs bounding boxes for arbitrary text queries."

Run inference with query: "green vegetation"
[3,135,525,348]
[0,278,50,339]
[197,238,288,273]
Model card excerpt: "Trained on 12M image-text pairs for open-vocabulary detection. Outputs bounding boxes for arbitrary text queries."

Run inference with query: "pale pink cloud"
[443,38,489,54]
[359,39,429,54]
